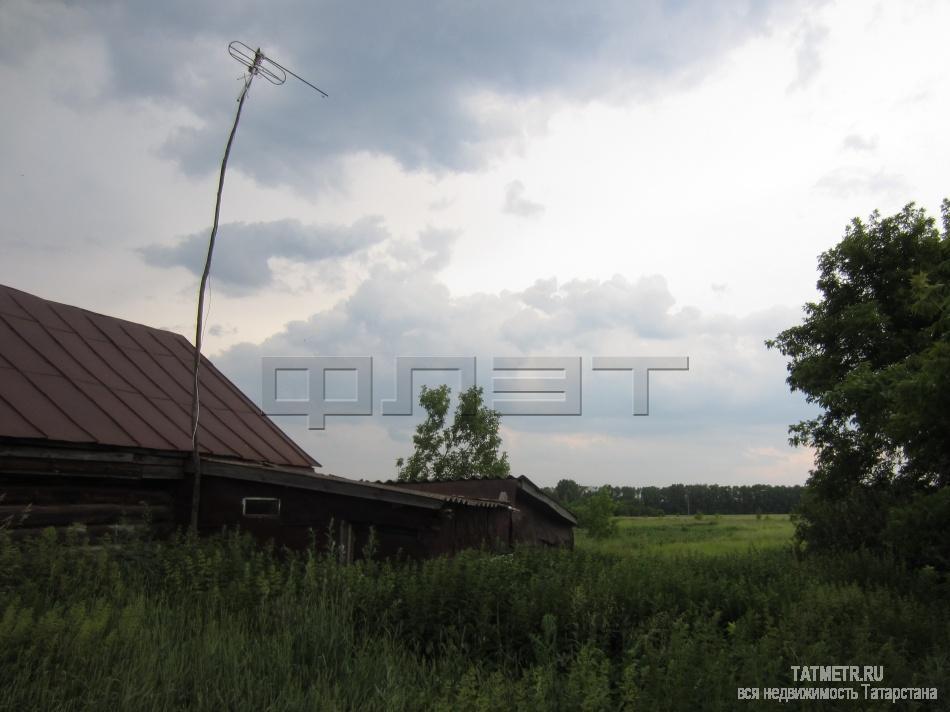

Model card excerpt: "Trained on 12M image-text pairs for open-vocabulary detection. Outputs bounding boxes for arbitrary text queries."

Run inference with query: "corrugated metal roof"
[384,475,577,524]
[202,458,512,510]
[0,284,317,469]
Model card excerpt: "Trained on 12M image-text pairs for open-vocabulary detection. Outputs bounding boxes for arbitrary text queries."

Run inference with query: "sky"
[2,0,948,488]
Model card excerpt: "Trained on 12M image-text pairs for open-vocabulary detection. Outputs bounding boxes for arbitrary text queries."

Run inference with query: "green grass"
[577,514,795,557]
[0,519,947,710]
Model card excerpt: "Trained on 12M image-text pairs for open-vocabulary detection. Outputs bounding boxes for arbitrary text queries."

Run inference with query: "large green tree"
[768,200,950,564]
[396,385,510,482]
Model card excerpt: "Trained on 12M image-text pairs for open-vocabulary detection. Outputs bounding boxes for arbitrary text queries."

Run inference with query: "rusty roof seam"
[206,361,315,465]
[64,380,151,448]
[0,310,58,376]
[97,310,245,455]
[95,294,312,466]
[109,391,191,447]
[148,395,233,452]
[18,369,98,442]
[158,334,279,462]
[80,304,186,445]
[196,374,291,463]
[7,289,66,331]
[0,305,102,442]
[0,384,45,438]
[5,298,170,450]
[46,305,140,394]
[158,339,311,464]
[202,405,285,463]
[15,302,170,449]
[183,340,317,466]
[192,378,292,462]
[67,334,173,448]
[116,320,276,463]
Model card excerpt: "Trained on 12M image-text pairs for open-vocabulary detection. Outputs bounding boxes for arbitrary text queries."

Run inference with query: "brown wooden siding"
[0,474,177,540]
[1,445,520,559]
[196,475,511,558]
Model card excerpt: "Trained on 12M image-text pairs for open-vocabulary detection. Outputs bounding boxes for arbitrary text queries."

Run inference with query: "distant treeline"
[547,480,805,516]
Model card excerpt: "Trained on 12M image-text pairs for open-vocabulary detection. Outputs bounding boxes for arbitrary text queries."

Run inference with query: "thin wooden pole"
[189,51,262,531]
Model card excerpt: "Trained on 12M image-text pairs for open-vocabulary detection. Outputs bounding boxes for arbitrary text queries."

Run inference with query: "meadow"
[577,514,795,557]
[1,517,947,711]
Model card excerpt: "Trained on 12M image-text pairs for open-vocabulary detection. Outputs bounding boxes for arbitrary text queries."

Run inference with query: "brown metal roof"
[0,284,318,469]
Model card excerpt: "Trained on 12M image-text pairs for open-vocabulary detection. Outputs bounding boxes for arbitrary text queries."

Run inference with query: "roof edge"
[200,458,509,511]
[515,475,578,526]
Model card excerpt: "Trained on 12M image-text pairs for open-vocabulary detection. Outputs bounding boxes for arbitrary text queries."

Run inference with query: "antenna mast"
[189,43,326,531]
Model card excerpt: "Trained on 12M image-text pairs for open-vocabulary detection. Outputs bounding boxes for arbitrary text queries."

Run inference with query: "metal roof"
[384,475,577,525]
[201,458,511,510]
[0,284,317,469]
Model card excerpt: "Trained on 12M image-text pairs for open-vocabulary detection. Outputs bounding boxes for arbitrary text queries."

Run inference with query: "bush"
[575,490,618,539]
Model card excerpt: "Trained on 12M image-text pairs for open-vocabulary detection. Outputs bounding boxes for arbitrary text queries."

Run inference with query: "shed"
[387,476,577,548]
[0,284,510,557]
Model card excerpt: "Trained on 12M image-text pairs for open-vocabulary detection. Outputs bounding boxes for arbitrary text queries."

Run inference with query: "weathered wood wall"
[1,446,520,558]
[510,492,574,548]
[196,475,511,558]
[0,474,177,540]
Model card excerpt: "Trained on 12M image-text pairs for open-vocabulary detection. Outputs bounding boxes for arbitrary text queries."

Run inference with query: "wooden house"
[0,284,512,558]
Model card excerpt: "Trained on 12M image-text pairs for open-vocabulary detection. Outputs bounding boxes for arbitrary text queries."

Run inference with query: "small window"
[242,497,281,518]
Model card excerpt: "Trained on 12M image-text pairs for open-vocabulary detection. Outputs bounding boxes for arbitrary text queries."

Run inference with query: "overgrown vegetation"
[2,520,946,711]
[578,514,795,557]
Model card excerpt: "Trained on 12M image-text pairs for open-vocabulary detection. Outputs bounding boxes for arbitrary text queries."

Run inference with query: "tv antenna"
[189,43,327,530]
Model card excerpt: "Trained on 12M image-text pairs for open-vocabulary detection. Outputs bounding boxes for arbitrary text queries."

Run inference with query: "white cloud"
[503,180,545,218]
[211,256,815,486]
[787,20,828,91]
[842,133,878,152]
[813,167,907,199]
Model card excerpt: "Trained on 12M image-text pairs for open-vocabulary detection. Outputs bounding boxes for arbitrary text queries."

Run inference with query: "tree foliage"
[396,385,510,482]
[573,489,618,539]
[547,480,804,516]
[554,479,584,504]
[768,200,950,564]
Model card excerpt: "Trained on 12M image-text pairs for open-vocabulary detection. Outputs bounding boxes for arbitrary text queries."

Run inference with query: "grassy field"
[577,514,795,557]
[1,518,947,710]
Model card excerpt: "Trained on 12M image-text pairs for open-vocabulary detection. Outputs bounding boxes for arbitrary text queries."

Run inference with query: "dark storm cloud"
[5,0,789,186]
[139,216,386,293]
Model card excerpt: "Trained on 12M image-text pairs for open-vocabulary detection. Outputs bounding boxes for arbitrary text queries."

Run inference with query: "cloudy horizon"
[3,0,948,487]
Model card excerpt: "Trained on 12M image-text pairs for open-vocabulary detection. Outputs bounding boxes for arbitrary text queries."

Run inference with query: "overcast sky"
[2,0,948,487]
